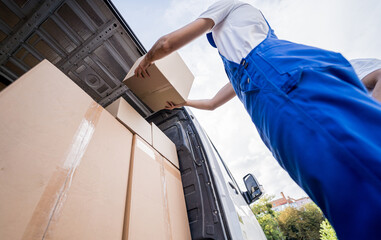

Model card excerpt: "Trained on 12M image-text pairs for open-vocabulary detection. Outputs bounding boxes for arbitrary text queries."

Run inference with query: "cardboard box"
[163,159,191,240]
[123,52,194,112]
[0,60,133,240]
[151,123,179,169]
[124,135,168,240]
[106,97,152,144]
[44,110,133,240]
[124,135,190,240]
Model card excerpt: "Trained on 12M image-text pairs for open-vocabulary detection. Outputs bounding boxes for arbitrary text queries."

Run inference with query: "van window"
[209,137,242,193]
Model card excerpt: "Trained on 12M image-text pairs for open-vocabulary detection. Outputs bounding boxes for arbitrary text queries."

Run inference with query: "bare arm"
[362,69,381,102]
[166,82,236,111]
[135,18,214,78]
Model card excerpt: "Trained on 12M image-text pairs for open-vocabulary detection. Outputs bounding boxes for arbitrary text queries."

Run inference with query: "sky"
[113,0,381,199]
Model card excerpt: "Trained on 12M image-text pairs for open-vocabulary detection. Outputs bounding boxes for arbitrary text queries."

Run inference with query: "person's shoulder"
[350,58,381,64]
[208,0,246,9]
[232,0,259,13]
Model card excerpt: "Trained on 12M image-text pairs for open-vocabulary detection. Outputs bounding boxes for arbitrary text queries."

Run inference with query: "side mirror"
[243,173,264,204]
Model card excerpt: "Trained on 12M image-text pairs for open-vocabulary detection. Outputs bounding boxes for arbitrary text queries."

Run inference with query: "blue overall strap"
[206,32,217,48]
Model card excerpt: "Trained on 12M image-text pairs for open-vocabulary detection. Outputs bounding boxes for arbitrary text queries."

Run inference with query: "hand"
[165,101,186,110]
[134,56,151,78]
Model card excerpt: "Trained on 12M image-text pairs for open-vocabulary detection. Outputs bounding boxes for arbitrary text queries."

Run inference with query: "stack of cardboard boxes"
[106,97,189,240]
[0,58,192,239]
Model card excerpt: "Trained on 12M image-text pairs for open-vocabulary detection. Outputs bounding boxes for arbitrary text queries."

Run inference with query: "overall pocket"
[257,42,350,75]
[257,41,350,94]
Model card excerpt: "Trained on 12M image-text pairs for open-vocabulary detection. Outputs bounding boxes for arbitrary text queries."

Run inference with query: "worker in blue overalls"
[134,0,381,239]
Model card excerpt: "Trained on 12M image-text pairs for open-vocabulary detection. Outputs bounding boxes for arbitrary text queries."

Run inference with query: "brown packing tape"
[122,135,135,240]
[160,156,173,240]
[163,158,181,180]
[21,102,103,240]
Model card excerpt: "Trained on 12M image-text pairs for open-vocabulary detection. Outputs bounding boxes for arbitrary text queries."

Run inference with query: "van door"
[209,140,267,240]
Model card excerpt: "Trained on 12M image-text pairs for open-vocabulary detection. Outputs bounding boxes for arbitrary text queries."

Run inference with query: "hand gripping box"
[123,135,190,240]
[0,60,133,240]
[123,52,194,112]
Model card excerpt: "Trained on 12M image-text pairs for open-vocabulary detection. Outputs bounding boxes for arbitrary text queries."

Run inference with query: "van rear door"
[186,109,267,239]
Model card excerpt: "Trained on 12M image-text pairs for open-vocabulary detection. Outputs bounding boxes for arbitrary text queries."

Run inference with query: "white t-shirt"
[349,58,381,80]
[198,0,269,63]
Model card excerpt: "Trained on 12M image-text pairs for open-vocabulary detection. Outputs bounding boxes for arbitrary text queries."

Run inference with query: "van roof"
[0,0,152,117]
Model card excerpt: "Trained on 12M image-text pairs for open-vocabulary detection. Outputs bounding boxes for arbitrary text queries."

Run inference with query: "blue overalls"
[207,14,381,240]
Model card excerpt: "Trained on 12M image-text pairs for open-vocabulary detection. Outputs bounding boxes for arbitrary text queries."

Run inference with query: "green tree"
[251,195,284,240]
[319,219,338,240]
[278,203,324,240]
